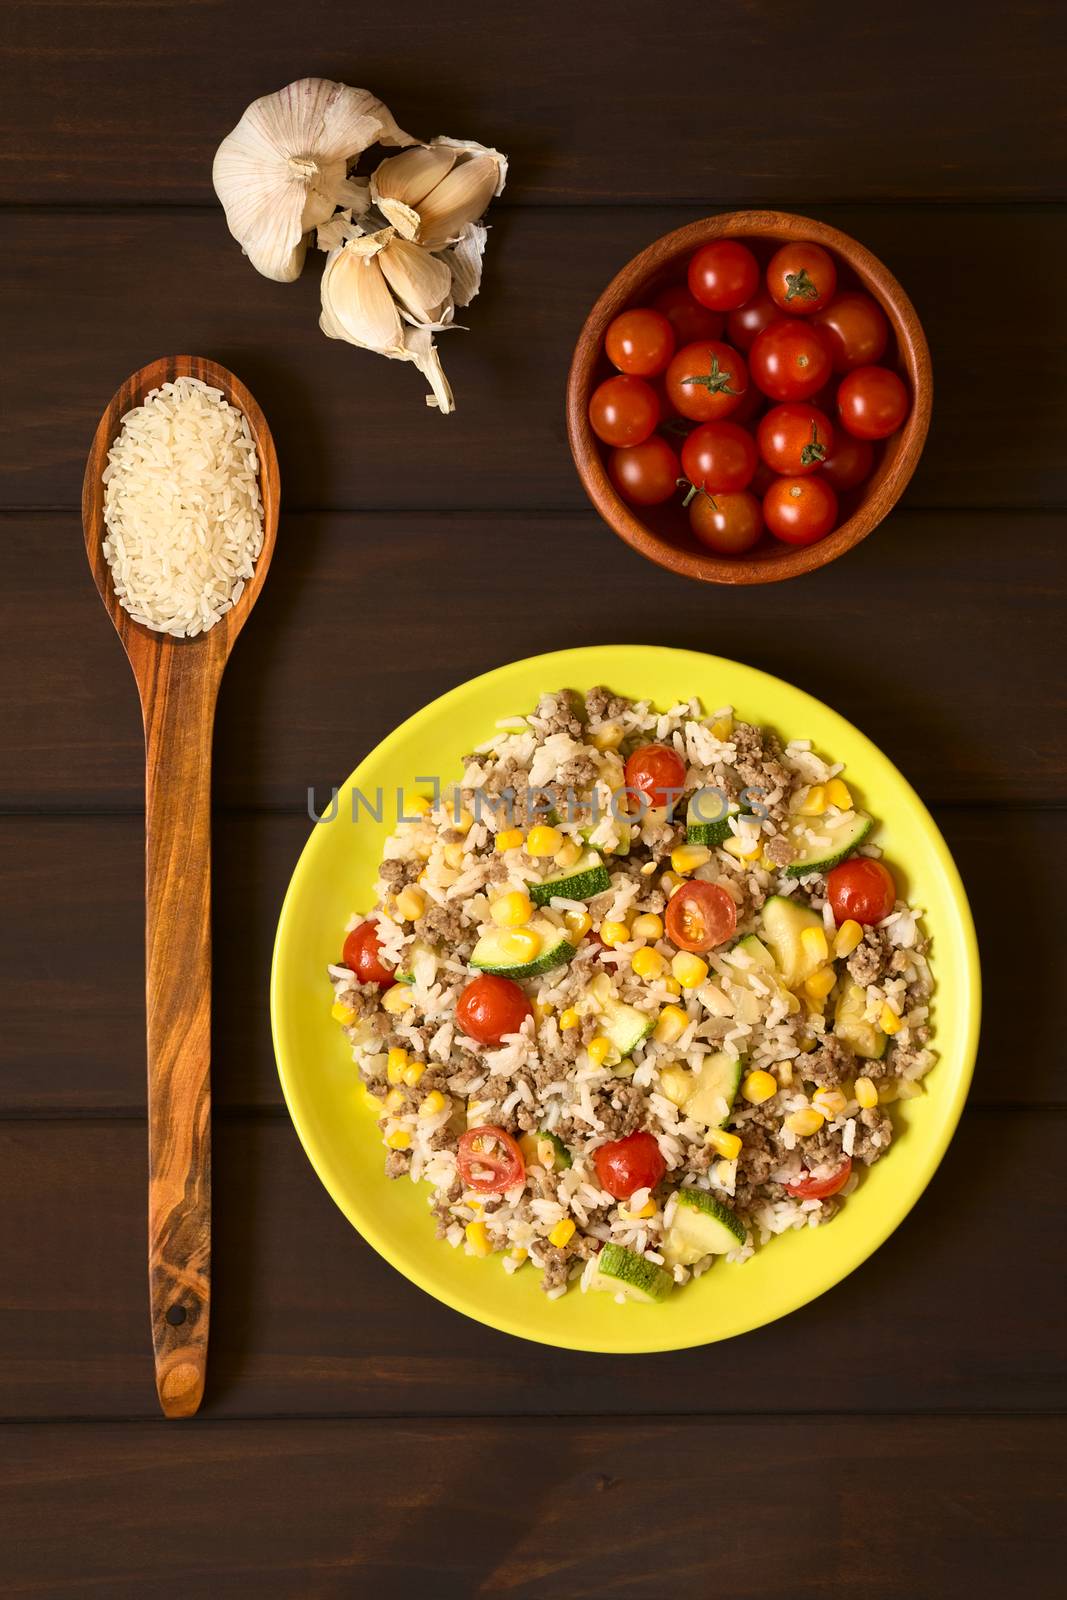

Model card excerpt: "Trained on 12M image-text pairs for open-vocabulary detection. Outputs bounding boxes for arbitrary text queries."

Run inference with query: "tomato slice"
[785,1158,852,1200]
[593,1131,666,1200]
[665,881,737,952]
[456,1126,526,1194]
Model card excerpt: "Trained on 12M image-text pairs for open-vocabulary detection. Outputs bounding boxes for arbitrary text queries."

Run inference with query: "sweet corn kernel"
[386,1129,411,1150]
[465,1221,491,1257]
[363,1086,383,1108]
[386,1060,405,1087]
[826,777,853,810]
[622,1198,657,1220]
[495,828,524,852]
[381,983,414,1015]
[565,909,592,939]
[723,833,762,863]
[660,870,685,897]
[405,794,433,816]
[526,824,564,857]
[387,1046,408,1070]
[384,1089,405,1113]
[590,721,625,750]
[331,1001,357,1025]
[774,1059,795,1087]
[532,1000,553,1023]
[879,1002,902,1035]
[813,1087,848,1117]
[554,836,583,870]
[804,965,837,1001]
[587,1035,613,1067]
[796,784,828,816]
[395,885,427,922]
[671,843,712,875]
[548,1218,576,1248]
[714,1158,736,1185]
[834,919,864,959]
[490,890,534,927]
[443,841,465,870]
[854,1076,878,1109]
[559,1006,580,1032]
[671,952,709,989]
[662,976,682,996]
[878,1082,899,1104]
[710,714,734,740]
[494,927,542,963]
[419,1090,447,1119]
[705,1127,743,1160]
[742,1069,777,1105]
[632,947,667,980]
[654,1004,689,1045]
[785,1106,826,1136]
[631,912,664,941]
[509,1246,528,1265]
[800,925,829,963]
[452,807,474,835]
[402,1062,424,1088]
[600,919,630,947]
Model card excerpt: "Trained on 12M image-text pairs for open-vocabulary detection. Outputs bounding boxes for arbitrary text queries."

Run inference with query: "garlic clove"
[379,237,454,325]
[372,143,458,209]
[319,234,405,352]
[377,196,422,242]
[412,154,502,251]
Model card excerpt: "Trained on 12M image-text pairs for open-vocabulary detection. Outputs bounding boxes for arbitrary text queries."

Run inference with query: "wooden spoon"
[82,355,280,1418]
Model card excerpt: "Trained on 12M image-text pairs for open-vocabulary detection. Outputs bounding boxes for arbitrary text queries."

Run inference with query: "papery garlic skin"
[213,79,411,282]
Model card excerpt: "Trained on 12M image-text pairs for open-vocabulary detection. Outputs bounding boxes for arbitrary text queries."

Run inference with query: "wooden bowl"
[566,210,932,585]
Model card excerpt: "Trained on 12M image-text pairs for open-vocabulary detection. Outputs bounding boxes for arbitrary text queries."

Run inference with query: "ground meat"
[733,1124,782,1211]
[886,1042,929,1080]
[847,928,890,987]
[536,689,585,739]
[730,722,793,819]
[585,685,631,722]
[446,1061,486,1095]
[384,1149,411,1179]
[377,857,419,891]
[852,1105,894,1165]
[580,1016,601,1045]
[798,1122,847,1173]
[802,1034,855,1089]
[538,1244,573,1293]
[556,754,600,793]
[414,902,470,948]
[763,833,794,868]
[594,1082,646,1138]
[683,1142,713,1175]
[334,979,384,1020]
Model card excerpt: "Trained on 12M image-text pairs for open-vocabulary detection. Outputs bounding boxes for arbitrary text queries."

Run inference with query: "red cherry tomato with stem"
[342,920,395,986]
[837,366,910,440]
[820,433,875,493]
[608,435,681,506]
[689,490,763,555]
[726,287,779,352]
[827,857,897,925]
[681,421,758,493]
[813,292,889,372]
[665,880,737,952]
[766,241,838,315]
[624,743,687,811]
[786,1158,853,1199]
[604,308,676,377]
[652,284,725,345]
[688,240,761,312]
[588,374,660,447]
[757,403,835,476]
[763,475,838,545]
[750,320,833,401]
[457,1126,526,1194]
[593,1131,666,1201]
[455,975,533,1045]
[665,340,749,422]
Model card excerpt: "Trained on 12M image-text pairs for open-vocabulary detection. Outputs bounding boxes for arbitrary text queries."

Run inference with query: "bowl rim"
[270,644,980,1354]
[566,209,933,586]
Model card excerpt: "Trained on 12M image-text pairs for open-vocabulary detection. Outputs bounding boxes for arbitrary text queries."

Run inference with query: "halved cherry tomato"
[588,374,660,447]
[608,435,681,506]
[786,1158,852,1199]
[827,858,896,925]
[749,320,833,401]
[457,1126,526,1194]
[688,240,761,312]
[342,920,395,986]
[757,403,835,476]
[681,421,758,493]
[455,975,533,1045]
[605,308,676,377]
[820,433,875,493]
[837,365,910,440]
[665,880,737,952]
[726,287,779,352]
[624,743,687,811]
[813,292,889,372]
[593,1130,666,1200]
[763,475,838,545]
[652,284,725,345]
[689,489,763,555]
[766,241,837,315]
[665,340,749,422]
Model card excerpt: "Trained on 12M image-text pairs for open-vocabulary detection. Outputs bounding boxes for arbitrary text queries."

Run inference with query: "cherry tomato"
[820,433,875,493]
[624,742,687,811]
[763,476,838,546]
[341,920,395,986]
[689,490,763,555]
[837,365,910,440]
[588,374,660,447]
[726,287,779,352]
[455,975,533,1045]
[604,308,676,377]
[681,421,758,493]
[608,435,681,506]
[665,880,737,952]
[813,292,889,372]
[827,857,897,925]
[457,1126,526,1194]
[665,340,749,422]
[786,1158,852,1199]
[749,320,832,401]
[757,403,835,476]
[766,241,837,315]
[593,1130,666,1201]
[652,284,725,345]
[688,239,761,312]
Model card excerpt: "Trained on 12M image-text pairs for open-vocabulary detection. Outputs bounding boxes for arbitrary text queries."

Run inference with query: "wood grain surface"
[2,0,1064,1590]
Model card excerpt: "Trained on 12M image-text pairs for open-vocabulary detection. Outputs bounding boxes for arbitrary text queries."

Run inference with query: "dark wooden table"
[2,2,1065,1593]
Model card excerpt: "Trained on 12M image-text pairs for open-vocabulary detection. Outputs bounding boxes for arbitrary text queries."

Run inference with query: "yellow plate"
[271,645,980,1351]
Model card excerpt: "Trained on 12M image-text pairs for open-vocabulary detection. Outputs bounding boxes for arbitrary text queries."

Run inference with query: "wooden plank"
[1,1415,1062,1598]
[3,0,1064,205]
[0,1115,1062,1420]
[0,809,1059,1115]
[2,207,1065,512]
[2,510,1063,812]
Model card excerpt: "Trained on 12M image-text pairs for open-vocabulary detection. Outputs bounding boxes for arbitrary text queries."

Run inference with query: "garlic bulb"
[213,79,411,282]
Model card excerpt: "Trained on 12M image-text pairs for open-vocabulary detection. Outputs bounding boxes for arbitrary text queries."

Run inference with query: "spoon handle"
[142,652,219,1418]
